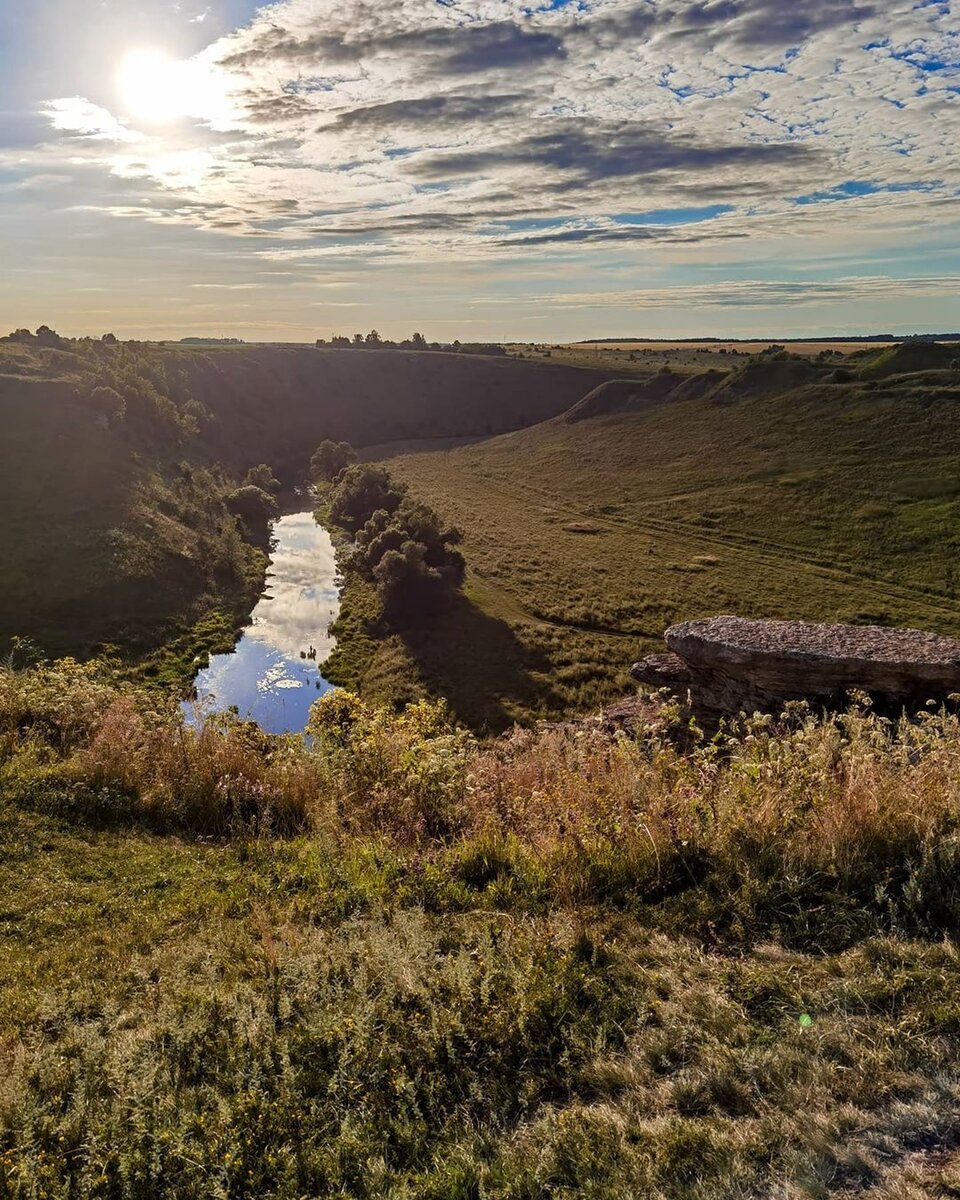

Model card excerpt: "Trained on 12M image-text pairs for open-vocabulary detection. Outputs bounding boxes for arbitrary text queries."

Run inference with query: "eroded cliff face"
[633,615,960,724]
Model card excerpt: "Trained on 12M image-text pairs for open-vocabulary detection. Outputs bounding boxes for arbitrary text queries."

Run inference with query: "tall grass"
[5,661,960,1194]
[3,659,960,940]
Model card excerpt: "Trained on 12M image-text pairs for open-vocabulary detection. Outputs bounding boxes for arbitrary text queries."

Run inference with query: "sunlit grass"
[4,658,960,1194]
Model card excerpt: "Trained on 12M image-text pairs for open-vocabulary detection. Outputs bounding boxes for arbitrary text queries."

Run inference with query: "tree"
[411,332,427,347]
[245,463,281,494]
[352,497,465,621]
[310,440,357,483]
[226,484,278,529]
[88,385,125,423]
[35,325,64,346]
[328,464,405,531]
[365,329,382,346]
[352,333,364,346]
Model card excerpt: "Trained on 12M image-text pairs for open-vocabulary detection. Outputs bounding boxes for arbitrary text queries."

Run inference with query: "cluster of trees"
[316,331,506,357]
[2,325,68,348]
[2,326,123,347]
[310,440,358,483]
[226,463,281,542]
[0,334,207,439]
[324,454,465,622]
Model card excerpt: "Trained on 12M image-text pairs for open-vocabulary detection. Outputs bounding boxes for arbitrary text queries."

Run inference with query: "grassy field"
[568,339,901,354]
[371,344,960,725]
[508,340,930,380]
[5,659,960,1196]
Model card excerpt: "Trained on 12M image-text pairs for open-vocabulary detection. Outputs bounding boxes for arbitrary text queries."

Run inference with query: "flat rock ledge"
[633,615,960,722]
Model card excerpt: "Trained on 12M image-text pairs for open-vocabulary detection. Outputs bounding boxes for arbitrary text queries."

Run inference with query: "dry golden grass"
[5,660,960,1195]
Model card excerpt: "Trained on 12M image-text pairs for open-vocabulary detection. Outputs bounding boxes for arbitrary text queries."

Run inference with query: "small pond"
[184,511,340,734]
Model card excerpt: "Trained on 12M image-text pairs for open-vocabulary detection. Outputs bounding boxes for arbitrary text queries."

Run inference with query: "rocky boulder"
[633,615,960,722]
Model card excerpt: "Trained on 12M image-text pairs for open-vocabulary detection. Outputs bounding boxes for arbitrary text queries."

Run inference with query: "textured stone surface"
[633,615,960,720]
[630,652,693,691]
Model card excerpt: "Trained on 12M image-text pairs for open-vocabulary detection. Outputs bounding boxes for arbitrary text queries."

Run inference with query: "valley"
[7,2,960,1192]
[4,335,960,1198]
[4,336,959,730]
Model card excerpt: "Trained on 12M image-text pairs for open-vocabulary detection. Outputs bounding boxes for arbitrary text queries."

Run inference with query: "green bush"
[310,439,357,482]
[328,464,405,531]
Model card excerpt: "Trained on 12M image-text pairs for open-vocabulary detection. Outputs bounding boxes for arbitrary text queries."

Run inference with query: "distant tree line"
[2,325,69,348]
[179,337,246,345]
[314,443,465,623]
[316,330,506,357]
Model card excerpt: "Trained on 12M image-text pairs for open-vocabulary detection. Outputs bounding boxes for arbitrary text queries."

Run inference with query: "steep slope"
[182,345,610,471]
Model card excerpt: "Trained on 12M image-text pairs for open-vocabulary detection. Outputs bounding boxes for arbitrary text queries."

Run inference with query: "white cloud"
[42,98,143,143]
[29,0,960,318]
[534,275,960,309]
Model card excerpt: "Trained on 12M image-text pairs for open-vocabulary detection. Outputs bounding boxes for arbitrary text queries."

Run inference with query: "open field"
[569,340,902,354]
[374,343,960,725]
[508,340,960,379]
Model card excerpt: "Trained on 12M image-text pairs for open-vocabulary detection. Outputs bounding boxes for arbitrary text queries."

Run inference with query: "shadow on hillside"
[399,592,551,733]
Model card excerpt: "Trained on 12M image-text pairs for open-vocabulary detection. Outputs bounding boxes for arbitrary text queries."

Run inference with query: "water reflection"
[185,512,339,734]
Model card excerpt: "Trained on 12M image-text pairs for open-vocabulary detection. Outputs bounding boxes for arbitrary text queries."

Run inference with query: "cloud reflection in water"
[185,512,340,734]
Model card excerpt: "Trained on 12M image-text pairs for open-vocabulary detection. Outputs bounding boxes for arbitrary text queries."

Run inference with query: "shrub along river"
[184,511,340,734]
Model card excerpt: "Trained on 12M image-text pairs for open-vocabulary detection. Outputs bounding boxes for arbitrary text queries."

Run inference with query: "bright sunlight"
[117,47,229,124]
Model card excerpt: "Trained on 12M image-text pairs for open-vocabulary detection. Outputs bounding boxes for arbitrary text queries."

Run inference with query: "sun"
[117,47,230,125]
[118,49,184,123]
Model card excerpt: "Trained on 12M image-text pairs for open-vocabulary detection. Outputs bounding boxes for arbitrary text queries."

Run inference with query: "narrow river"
[185,511,340,734]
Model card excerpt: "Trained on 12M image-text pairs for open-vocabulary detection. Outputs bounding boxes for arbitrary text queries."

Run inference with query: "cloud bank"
[7,0,959,336]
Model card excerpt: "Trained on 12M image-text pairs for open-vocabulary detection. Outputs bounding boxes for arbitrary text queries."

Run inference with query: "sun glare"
[117,47,231,125]
[118,49,182,123]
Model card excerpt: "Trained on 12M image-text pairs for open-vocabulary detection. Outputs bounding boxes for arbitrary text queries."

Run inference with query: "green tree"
[226,484,278,531]
[245,463,281,494]
[328,464,405,532]
[351,498,465,621]
[88,386,125,423]
[310,440,357,483]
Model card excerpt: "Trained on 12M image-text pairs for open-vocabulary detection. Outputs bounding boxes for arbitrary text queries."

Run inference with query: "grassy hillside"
[179,344,609,474]
[0,343,267,672]
[4,660,960,1196]
[375,346,960,723]
[0,339,607,668]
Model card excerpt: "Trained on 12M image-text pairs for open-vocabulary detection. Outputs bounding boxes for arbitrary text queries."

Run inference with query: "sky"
[1,0,959,342]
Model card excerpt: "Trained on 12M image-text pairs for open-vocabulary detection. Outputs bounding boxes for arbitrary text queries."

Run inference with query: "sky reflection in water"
[185,512,339,734]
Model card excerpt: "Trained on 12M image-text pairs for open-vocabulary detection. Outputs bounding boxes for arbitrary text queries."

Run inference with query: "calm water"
[184,512,340,734]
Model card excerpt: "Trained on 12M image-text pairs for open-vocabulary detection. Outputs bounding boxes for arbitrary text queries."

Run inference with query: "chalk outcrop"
[633,615,960,721]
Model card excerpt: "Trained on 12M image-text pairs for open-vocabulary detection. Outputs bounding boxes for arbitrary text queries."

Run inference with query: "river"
[184,511,340,734]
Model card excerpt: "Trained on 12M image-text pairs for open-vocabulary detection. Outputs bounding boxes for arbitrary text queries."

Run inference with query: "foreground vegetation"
[4,657,960,1195]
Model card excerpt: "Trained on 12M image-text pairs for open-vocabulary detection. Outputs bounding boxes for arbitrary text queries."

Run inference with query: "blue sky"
[2,0,960,341]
